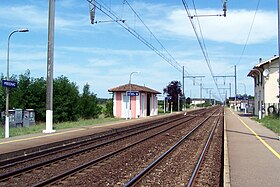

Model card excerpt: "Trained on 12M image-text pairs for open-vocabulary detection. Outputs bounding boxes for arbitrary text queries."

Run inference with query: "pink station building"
[108,84,161,119]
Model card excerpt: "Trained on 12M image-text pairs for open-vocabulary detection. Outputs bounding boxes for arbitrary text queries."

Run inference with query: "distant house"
[108,84,161,119]
[248,56,279,116]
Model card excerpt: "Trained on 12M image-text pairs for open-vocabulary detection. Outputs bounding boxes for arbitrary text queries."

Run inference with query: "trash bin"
[23,109,35,127]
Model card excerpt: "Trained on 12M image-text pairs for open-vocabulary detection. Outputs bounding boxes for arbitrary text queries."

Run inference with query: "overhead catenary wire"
[236,0,261,66]
[87,0,190,75]
[181,0,224,102]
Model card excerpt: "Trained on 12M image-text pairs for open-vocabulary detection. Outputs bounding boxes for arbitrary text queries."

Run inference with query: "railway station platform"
[224,108,280,187]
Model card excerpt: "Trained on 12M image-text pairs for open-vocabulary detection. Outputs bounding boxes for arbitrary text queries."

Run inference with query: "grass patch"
[0,117,123,139]
[254,116,280,134]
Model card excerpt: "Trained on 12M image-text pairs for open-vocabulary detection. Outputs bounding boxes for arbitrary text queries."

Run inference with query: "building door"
[147,93,151,116]
[141,94,145,117]
[122,94,129,118]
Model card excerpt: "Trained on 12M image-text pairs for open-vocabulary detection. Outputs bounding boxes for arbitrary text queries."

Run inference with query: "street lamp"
[5,28,29,138]
[128,71,139,119]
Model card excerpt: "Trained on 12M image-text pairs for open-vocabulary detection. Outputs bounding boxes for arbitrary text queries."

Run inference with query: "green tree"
[10,70,31,109]
[53,76,80,122]
[79,84,101,119]
[0,74,5,112]
[27,77,46,122]
[163,80,182,111]
[104,99,114,118]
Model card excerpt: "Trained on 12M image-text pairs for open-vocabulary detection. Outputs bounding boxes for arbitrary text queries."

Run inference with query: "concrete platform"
[225,108,280,187]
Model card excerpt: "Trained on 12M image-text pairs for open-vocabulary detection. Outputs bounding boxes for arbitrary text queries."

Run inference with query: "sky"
[0,0,278,101]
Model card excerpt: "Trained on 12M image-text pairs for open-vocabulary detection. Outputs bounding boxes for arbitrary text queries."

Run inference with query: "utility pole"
[44,0,56,133]
[185,76,205,104]
[278,0,280,116]
[182,66,185,96]
[234,65,237,111]
[229,83,231,97]
[213,66,236,110]
[202,87,213,103]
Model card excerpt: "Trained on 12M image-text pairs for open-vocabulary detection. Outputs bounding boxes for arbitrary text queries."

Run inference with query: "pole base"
[43,110,56,133]
[5,116,9,138]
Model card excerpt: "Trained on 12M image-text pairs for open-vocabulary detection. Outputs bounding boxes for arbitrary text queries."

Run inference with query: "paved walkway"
[225,108,280,187]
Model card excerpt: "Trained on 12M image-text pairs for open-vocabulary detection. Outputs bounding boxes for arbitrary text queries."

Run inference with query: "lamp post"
[5,28,29,138]
[128,71,139,119]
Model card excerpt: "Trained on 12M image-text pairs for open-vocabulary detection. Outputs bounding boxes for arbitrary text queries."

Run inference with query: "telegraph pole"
[44,0,56,133]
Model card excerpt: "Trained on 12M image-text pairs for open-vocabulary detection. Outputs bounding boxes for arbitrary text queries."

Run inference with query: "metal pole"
[129,72,139,119]
[4,31,15,138]
[278,0,280,116]
[229,83,231,97]
[164,96,166,113]
[44,0,56,133]
[200,83,202,104]
[129,76,132,119]
[234,65,237,111]
[182,66,185,96]
[178,94,180,111]
[5,29,28,138]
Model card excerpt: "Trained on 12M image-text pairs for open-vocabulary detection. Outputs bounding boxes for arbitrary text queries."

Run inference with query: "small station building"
[108,84,161,119]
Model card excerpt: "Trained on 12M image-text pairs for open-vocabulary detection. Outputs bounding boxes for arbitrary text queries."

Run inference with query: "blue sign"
[2,80,17,88]
[127,91,139,96]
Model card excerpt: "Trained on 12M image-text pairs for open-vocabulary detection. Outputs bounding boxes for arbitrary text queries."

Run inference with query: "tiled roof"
[108,84,161,94]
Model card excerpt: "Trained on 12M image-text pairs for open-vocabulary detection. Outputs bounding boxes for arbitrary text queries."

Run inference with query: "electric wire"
[88,0,189,75]
[123,0,187,74]
[236,0,261,66]
[182,0,223,101]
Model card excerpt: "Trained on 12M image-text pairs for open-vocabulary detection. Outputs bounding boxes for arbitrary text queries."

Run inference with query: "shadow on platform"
[226,129,279,141]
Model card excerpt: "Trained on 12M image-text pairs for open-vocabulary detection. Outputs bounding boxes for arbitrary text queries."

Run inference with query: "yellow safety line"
[230,109,280,160]
[0,128,86,145]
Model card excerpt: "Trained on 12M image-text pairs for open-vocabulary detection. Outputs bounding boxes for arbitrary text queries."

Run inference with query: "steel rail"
[187,110,223,187]
[31,113,208,187]
[1,108,207,170]
[123,107,221,187]
[0,113,184,167]
[0,115,195,180]
[0,109,209,183]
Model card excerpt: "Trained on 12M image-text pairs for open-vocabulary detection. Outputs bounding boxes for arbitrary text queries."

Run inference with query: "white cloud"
[158,8,277,45]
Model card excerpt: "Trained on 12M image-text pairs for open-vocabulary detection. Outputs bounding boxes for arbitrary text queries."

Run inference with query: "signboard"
[127,91,139,96]
[2,80,17,88]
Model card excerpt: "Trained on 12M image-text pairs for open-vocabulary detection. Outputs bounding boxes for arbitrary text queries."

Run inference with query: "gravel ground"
[52,107,223,186]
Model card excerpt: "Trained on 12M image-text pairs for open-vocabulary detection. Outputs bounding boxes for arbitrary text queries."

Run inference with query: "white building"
[248,56,279,116]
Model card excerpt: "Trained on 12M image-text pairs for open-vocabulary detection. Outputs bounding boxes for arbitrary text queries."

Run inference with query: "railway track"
[0,109,207,172]
[0,106,223,186]
[124,107,223,186]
